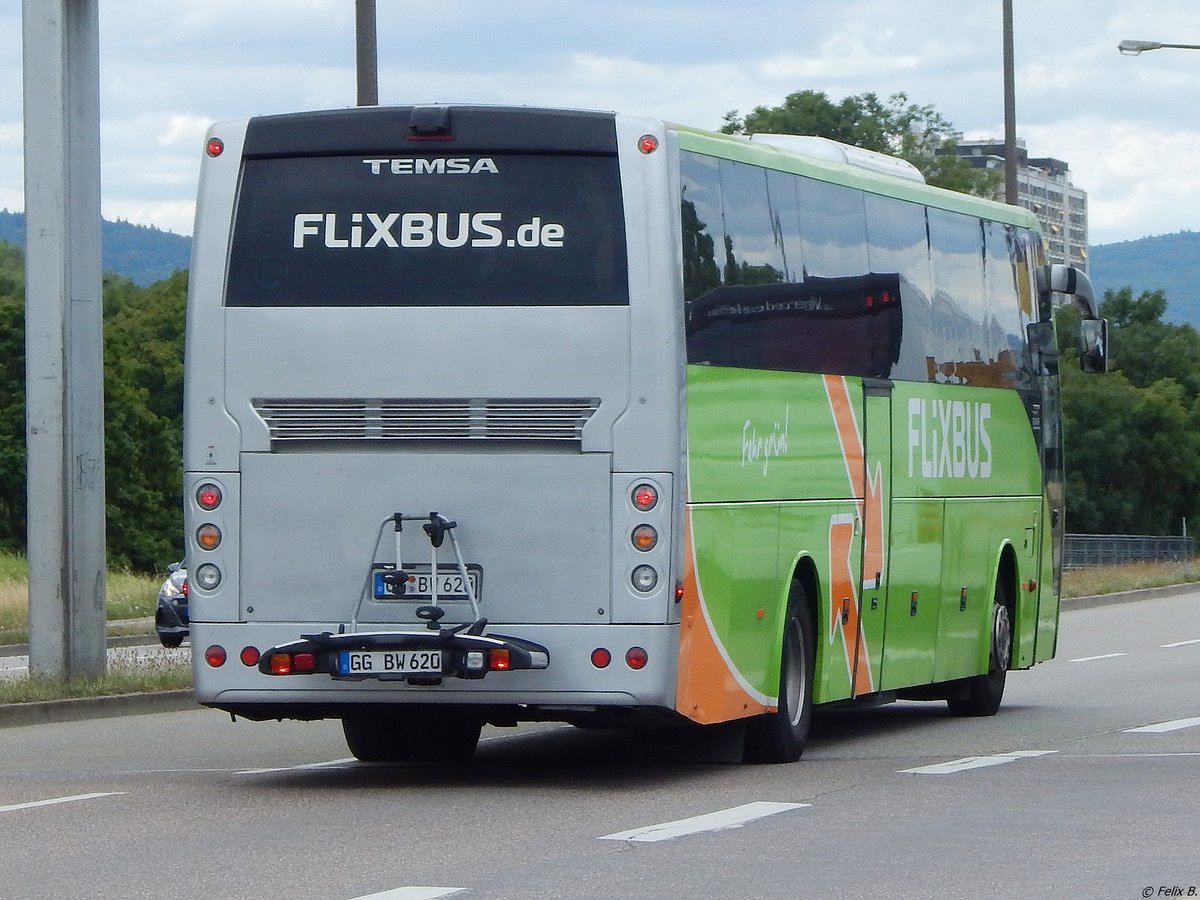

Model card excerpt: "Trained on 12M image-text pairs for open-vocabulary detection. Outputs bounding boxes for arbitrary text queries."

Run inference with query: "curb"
[0,689,196,729]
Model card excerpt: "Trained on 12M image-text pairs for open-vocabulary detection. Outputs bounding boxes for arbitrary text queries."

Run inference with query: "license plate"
[337,649,442,676]
[372,564,481,601]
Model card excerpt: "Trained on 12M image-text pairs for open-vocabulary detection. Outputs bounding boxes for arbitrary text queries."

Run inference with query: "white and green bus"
[184,105,1106,763]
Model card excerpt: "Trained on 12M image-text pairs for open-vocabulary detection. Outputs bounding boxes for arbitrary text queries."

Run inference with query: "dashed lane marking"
[1124,716,1200,734]
[599,801,809,843]
[0,792,125,814]
[898,750,1058,775]
[1068,653,1127,663]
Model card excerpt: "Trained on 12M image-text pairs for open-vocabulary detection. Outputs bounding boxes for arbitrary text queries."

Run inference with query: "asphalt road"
[1,592,1197,900]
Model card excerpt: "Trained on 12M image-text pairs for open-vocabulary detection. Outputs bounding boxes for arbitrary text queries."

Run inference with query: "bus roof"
[672,125,1041,233]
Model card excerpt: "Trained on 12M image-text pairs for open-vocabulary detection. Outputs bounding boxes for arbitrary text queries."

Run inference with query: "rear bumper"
[191,620,680,715]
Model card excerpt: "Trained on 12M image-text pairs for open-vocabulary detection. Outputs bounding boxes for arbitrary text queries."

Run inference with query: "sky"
[3,0,1200,246]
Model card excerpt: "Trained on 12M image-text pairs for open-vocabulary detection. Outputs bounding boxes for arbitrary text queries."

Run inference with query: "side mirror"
[1079,318,1108,374]
[1036,264,1098,320]
[1027,321,1059,374]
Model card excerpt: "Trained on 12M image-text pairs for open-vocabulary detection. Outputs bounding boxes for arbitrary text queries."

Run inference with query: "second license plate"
[372,564,482,601]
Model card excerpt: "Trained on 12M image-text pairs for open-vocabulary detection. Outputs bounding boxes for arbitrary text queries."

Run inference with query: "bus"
[183,104,1107,763]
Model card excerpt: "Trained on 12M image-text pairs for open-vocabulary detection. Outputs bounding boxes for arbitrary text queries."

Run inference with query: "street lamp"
[1119,39,1200,56]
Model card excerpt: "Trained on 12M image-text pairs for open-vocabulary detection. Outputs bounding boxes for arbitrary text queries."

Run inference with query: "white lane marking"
[899,750,1057,775]
[1162,638,1200,648]
[1069,653,1127,663]
[349,888,464,900]
[1124,716,1200,734]
[0,792,125,814]
[235,757,357,775]
[599,801,809,843]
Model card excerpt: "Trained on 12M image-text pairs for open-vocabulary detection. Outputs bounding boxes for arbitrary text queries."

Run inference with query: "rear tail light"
[631,565,658,593]
[488,649,511,671]
[240,646,260,667]
[196,483,222,510]
[631,524,658,552]
[591,648,612,668]
[194,563,221,590]
[196,524,222,550]
[625,647,648,670]
[631,483,658,511]
[205,645,227,667]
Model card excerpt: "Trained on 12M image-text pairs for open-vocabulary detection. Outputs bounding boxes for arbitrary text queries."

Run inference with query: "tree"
[721,90,1001,197]
[1058,287,1200,535]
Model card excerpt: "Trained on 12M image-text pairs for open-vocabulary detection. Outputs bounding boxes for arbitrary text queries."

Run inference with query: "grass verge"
[0,656,191,704]
[0,551,162,646]
[1061,559,1199,598]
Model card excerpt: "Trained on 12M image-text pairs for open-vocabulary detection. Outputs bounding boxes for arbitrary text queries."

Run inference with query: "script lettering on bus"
[361,157,500,175]
[906,397,992,479]
[741,405,790,476]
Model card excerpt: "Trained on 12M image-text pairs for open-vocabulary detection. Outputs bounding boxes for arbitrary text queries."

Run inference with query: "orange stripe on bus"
[676,508,771,724]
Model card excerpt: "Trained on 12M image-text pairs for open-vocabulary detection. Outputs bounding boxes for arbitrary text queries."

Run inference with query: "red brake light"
[293,653,317,672]
[625,647,649,670]
[181,580,189,597]
[591,648,612,669]
[239,646,260,667]
[206,137,224,158]
[196,483,222,510]
[632,484,658,511]
[205,645,227,668]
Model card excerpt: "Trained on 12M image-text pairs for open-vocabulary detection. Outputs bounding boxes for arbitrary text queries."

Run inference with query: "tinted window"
[927,209,986,384]
[798,179,869,278]
[865,194,931,382]
[984,221,1033,389]
[226,153,628,306]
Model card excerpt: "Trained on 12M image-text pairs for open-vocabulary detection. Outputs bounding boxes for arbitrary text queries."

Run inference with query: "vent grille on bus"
[252,398,601,446]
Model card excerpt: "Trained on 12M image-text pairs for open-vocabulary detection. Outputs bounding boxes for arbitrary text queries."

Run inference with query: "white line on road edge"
[349,888,464,900]
[0,792,125,814]
[1124,716,1200,734]
[899,750,1058,775]
[1161,638,1200,648]
[599,801,809,843]
[235,757,357,775]
[1069,653,1127,663]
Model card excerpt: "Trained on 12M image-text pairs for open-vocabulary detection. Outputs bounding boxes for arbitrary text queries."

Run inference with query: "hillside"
[1088,231,1200,327]
[0,209,191,287]
[0,206,1195,324]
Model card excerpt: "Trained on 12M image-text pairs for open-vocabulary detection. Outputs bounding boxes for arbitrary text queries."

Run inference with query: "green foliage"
[0,241,185,571]
[721,90,1001,198]
[1058,286,1200,535]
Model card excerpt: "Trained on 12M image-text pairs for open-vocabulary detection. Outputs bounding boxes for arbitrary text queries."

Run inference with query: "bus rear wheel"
[743,584,814,763]
[947,595,1012,717]
[342,709,483,762]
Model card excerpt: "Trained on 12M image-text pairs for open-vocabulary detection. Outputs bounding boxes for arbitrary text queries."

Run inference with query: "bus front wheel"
[743,585,814,763]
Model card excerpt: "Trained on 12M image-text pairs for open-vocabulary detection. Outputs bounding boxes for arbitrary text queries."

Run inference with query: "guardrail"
[1063,534,1195,569]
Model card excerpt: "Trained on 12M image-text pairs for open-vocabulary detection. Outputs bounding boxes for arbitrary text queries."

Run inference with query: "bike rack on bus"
[350,511,485,637]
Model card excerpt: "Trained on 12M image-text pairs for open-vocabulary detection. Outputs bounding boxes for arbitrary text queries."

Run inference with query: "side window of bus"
[927,209,987,385]
[865,193,933,383]
[983,221,1035,391]
[680,151,723,303]
[718,159,787,286]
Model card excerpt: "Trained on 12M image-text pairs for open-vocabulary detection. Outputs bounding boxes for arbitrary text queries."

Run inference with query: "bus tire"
[404,708,483,762]
[743,584,814,764]
[947,594,1012,717]
[342,714,411,762]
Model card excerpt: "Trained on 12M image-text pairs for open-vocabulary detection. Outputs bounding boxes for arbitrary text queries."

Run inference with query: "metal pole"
[356,0,378,106]
[22,0,107,680]
[1002,0,1019,205]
